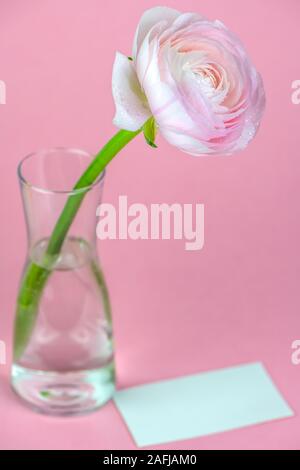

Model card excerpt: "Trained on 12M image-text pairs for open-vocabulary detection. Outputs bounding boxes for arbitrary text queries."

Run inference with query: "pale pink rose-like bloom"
[112,6,265,156]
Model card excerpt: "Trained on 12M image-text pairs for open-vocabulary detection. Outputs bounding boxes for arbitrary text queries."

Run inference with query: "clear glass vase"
[11,148,115,415]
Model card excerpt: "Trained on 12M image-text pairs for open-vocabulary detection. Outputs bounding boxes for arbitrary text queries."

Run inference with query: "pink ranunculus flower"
[112,6,265,156]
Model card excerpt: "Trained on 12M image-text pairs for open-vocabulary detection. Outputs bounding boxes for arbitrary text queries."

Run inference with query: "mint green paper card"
[114,362,293,447]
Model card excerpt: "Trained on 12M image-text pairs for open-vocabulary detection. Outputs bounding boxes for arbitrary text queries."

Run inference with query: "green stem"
[47,127,141,255]
[14,126,143,360]
[91,259,113,326]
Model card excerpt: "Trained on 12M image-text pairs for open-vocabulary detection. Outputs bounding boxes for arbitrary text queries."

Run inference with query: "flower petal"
[112,52,151,131]
[133,6,180,58]
[160,127,211,156]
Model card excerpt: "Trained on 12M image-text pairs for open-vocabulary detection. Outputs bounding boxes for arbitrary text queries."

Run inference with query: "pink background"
[0,0,300,450]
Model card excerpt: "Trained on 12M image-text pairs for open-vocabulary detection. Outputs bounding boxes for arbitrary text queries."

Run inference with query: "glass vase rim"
[17,147,106,195]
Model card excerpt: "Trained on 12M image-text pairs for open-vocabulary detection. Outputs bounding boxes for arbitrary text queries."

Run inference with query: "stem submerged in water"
[14,126,143,360]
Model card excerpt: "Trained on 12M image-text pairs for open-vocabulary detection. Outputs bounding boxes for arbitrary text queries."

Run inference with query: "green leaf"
[143,117,158,149]
[128,56,133,61]
[145,139,158,148]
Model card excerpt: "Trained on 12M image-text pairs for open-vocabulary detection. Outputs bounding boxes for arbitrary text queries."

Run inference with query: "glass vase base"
[11,362,115,416]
